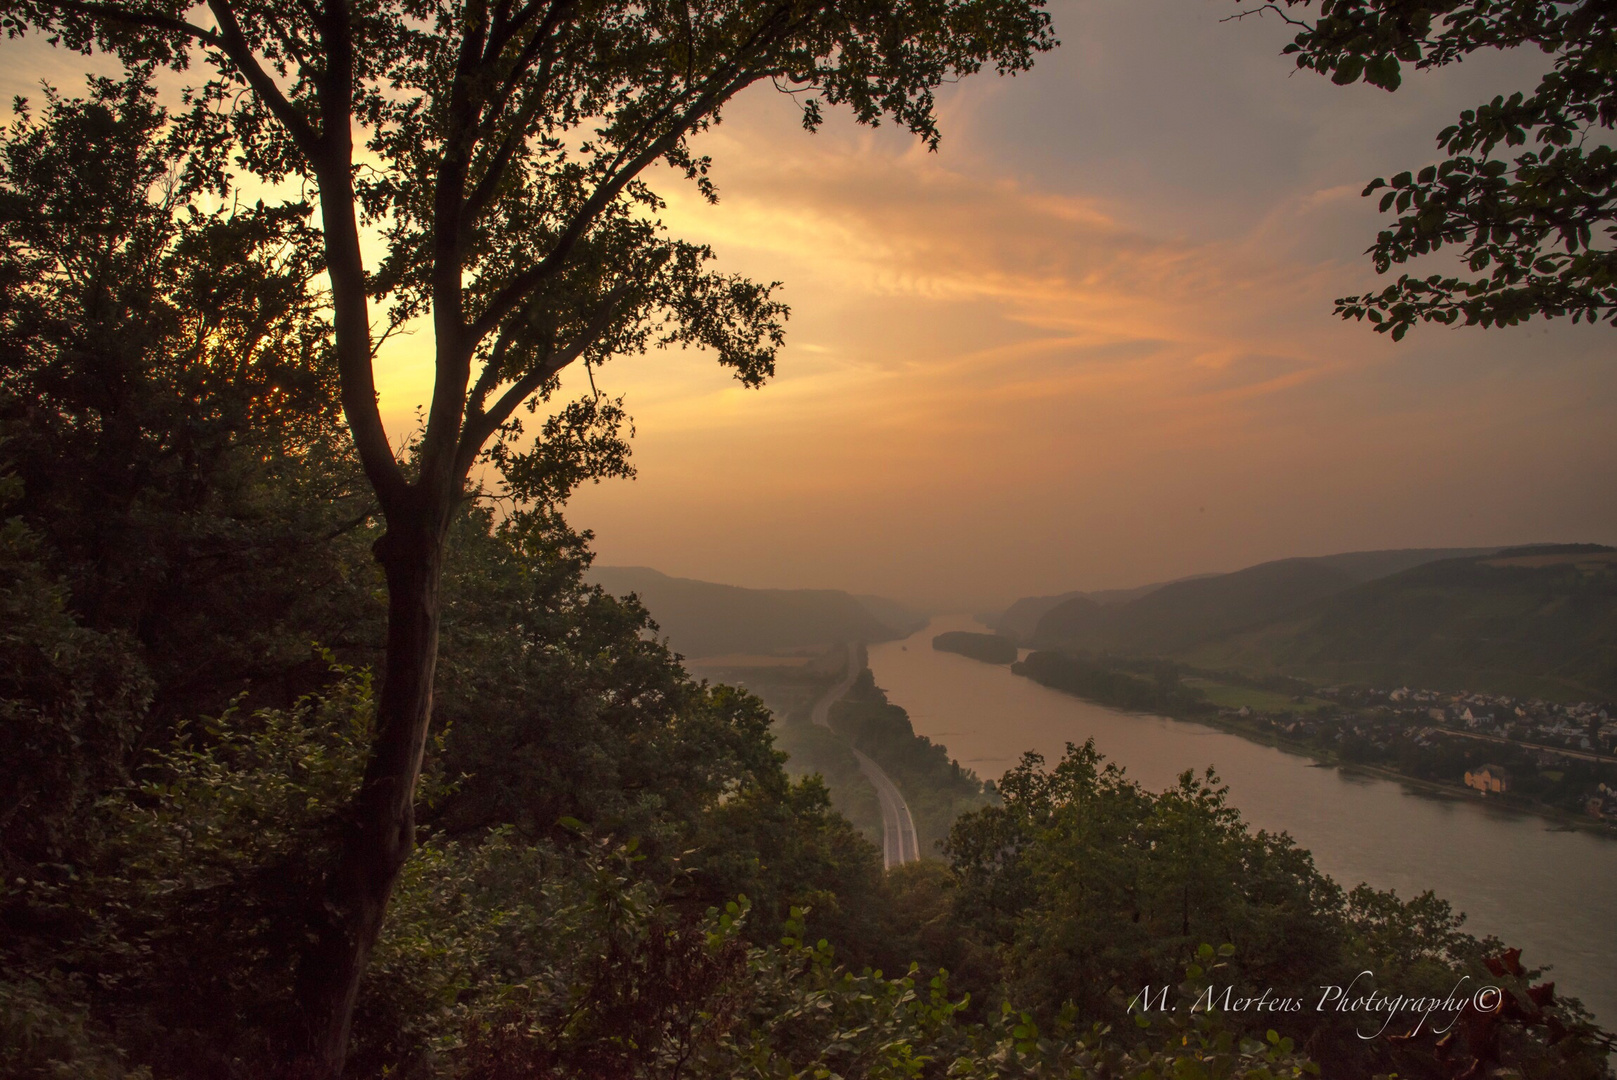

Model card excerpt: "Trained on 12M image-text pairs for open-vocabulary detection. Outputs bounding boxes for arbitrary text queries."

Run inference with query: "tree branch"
[33,0,221,45]
[206,0,322,152]
[464,71,754,348]
[467,326,514,415]
[298,0,407,507]
[454,282,630,479]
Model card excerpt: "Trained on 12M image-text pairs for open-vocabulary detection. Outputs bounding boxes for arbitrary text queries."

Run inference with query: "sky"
[7,0,1616,611]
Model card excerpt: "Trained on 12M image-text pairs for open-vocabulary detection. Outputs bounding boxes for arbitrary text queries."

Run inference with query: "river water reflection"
[868,615,1617,1026]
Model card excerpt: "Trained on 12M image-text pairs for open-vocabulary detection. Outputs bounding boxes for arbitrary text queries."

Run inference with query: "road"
[1426,726,1617,765]
[811,643,920,869]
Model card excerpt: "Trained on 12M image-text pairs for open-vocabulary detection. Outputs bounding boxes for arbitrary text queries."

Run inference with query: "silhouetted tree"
[0,1,1057,1069]
[1241,0,1617,336]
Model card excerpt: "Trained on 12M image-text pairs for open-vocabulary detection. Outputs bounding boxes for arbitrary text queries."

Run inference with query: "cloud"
[623,98,1374,445]
[558,73,1615,604]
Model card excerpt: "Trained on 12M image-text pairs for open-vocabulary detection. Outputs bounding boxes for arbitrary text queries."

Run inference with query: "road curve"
[811,643,920,870]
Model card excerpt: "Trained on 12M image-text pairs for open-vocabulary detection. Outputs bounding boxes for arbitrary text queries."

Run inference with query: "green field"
[1182,677,1329,714]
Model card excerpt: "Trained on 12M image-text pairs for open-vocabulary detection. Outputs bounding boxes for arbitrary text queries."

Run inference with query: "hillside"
[1034,559,1360,654]
[855,593,931,637]
[587,566,916,659]
[991,579,1197,640]
[992,590,1087,641]
[1187,546,1617,701]
[1027,547,1496,656]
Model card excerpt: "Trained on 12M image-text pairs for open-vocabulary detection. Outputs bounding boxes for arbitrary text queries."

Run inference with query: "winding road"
[812,644,920,869]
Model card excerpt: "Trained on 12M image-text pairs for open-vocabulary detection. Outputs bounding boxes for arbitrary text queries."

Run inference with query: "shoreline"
[1010,668,1617,841]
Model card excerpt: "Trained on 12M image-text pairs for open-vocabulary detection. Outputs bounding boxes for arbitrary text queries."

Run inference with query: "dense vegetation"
[0,0,1061,1066]
[1250,0,1617,335]
[945,742,1613,1079]
[933,630,1019,664]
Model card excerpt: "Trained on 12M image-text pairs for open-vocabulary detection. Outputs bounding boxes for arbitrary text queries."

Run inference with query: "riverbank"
[1000,647,1617,839]
[1182,705,1617,840]
[869,615,1617,1028]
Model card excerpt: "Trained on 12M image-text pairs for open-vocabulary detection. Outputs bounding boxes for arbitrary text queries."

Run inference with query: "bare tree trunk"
[294,495,449,1077]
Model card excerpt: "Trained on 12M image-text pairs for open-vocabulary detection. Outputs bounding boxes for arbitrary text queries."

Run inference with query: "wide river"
[869,615,1617,1027]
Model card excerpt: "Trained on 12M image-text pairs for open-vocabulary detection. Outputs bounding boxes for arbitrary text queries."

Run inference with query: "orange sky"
[7,0,1615,610]
[547,2,1616,609]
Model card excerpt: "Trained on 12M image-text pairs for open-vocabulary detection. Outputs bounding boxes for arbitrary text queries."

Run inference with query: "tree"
[942,740,1615,1079]
[0,75,375,731]
[1241,0,1617,337]
[0,0,1055,1071]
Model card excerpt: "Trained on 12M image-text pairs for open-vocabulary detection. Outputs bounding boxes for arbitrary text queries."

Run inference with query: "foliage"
[0,500,151,872]
[1,661,1321,1080]
[943,739,1613,1078]
[0,37,1607,1080]
[0,4,1059,1058]
[0,72,377,729]
[0,666,381,1074]
[1245,0,1617,335]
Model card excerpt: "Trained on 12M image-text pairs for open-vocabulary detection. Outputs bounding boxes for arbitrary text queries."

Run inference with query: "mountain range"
[1004,546,1617,701]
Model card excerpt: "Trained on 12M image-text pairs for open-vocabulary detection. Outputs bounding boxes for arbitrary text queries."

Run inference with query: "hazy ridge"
[1005,545,1617,700]
[587,565,923,659]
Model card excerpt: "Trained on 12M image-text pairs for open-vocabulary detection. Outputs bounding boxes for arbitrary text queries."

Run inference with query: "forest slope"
[1025,548,1497,657]
[587,566,917,658]
[1186,546,1617,700]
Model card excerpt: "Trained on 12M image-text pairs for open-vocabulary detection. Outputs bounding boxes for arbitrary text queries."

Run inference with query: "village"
[1221,684,1617,823]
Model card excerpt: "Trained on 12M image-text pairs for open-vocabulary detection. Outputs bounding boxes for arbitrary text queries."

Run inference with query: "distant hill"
[586,566,915,659]
[1035,559,1360,653]
[854,593,930,637]
[991,579,1198,641]
[1185,546,1617,701]
[1028,548,1498,655]
[993,591,1087,642]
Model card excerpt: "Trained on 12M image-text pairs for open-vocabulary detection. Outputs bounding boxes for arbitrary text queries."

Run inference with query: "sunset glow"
[12,0,1609,608]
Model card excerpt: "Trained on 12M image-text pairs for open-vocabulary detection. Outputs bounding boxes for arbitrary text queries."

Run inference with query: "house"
[1464,765,1510,795]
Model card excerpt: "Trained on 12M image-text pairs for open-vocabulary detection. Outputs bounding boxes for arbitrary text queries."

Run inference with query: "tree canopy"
[1243,0,1617,336]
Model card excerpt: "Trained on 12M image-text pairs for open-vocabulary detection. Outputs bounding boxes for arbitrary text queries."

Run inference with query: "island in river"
[931,630,1018,664]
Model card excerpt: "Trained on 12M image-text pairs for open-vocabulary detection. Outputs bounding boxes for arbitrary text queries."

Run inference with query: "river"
[868,615,1617,1027]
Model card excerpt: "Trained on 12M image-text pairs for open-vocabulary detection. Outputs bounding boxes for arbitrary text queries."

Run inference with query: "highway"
[811,643,920,869]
